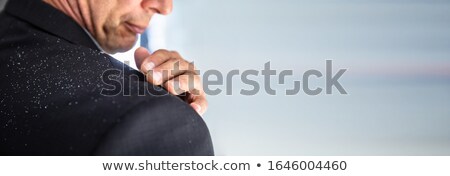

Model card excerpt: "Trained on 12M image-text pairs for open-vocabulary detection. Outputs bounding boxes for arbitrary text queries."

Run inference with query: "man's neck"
[42,0,102,51]
[42,0,94,37]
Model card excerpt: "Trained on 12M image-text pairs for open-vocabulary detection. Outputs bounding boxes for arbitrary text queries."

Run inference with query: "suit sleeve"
[93,95,214,156]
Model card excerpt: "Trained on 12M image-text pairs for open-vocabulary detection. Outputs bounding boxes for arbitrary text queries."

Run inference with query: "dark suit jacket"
[0,0,214,155]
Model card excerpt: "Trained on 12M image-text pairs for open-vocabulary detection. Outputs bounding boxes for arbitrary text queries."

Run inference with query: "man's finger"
[136,48,178,73]
[153,59,198,85]
[134,47,151,70]
[135,47,165,85]
[163,74,203,96]
[190,94,208,116]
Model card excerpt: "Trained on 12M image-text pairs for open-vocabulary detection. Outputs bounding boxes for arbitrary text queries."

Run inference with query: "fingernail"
[143,62,155,72]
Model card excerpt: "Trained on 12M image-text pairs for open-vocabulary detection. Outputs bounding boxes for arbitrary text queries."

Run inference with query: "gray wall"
[164,0,450,155]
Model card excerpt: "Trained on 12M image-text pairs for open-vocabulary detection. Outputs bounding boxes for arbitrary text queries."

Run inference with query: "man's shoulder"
[0,14,194,117]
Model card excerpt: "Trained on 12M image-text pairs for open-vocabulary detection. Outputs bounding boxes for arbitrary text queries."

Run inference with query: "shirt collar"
[82,28,106,53]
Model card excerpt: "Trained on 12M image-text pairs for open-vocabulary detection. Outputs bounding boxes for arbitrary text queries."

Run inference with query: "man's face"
[87,0,172,53]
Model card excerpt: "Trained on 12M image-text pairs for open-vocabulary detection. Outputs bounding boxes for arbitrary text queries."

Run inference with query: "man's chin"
[104,39,137,54]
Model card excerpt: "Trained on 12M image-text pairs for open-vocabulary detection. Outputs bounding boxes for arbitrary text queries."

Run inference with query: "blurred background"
[2,0,449,155]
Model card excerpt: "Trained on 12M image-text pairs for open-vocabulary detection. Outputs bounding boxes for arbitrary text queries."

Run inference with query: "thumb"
[134,47,151,72]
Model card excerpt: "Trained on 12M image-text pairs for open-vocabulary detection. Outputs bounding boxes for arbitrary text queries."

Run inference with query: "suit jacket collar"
[4,0,101,51]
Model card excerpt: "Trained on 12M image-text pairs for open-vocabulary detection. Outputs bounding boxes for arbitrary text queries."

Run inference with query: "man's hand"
[134,47,207,115]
